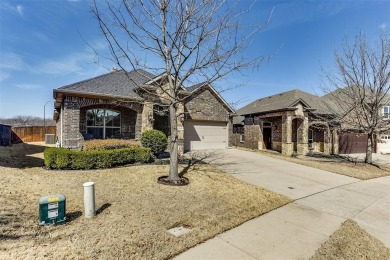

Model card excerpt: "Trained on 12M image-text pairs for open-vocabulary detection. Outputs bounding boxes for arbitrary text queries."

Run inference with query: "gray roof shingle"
[233,89,332,124]
[55,69,156,99]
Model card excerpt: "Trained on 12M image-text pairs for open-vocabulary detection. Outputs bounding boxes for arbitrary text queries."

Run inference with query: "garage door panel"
[339,133,368,154]
[184,120,227,151]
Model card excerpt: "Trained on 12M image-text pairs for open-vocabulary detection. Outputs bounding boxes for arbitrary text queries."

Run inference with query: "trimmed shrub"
[44,148,72,169]
[83,139,140,151]
[140,130,168,156]
[44,147,152,170]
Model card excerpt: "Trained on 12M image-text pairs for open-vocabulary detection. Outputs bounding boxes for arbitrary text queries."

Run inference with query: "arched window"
[86,109,121,139]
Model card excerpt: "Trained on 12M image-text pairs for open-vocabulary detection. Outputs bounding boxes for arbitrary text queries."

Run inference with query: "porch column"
[297,116,309,155]
[258,120,263,150]
[332,129,339,154]
[62,100,84,150]
[282,114,293,156]
[258,129,264,150]
[177,102,185,156]
[141,101,154,133]
[323,128,331,155]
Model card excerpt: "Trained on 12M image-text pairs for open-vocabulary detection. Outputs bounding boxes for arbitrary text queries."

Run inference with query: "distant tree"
[322,31,390,163]
[0,115,56,127]
[91,0,270,184]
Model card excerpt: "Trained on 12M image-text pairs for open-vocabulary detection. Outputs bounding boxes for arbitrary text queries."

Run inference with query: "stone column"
[227,117,233,148]
[282,114,293,156]
[176,102,185,156]
[332,129,339,154]
[258,121,264,150]
[62,99,83,150]
[323,128,331,155]
[297,116,309,155]
[141,101,154,133]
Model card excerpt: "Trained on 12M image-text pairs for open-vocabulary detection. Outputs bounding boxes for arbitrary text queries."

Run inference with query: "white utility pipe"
[83,182,96,218]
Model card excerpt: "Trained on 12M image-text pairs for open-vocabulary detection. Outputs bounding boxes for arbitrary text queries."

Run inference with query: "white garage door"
[184,120,227,151]
[378,135,390,154]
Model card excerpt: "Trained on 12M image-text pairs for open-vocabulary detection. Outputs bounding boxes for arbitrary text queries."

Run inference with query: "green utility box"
[39,194,66,226]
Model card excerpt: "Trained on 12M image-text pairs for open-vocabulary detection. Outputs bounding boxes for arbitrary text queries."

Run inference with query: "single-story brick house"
[232,89,390,155]
[53,69,235,152]
[232,89,335,156]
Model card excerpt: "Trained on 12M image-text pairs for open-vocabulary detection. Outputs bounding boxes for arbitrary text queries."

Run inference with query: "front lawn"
[0,162,291,259]
[310,220,390,260]
[245,148,390,180]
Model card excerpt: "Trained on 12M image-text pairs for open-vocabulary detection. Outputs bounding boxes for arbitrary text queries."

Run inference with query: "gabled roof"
[239,89,333,115]
[187,82,235,114]
[54,69,156,100]
[233,89,331,124]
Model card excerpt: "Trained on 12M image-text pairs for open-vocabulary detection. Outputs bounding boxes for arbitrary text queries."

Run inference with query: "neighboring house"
[53,69,235,152]
[378,105,390,154]
[232,89,390,155]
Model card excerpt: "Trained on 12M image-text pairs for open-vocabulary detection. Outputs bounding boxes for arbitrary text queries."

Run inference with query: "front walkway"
[177,149,390,260]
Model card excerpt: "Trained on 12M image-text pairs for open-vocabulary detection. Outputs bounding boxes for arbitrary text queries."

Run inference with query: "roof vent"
[112,67,118,72]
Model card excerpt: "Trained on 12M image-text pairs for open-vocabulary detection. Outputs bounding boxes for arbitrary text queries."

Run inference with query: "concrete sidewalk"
[176,149,390,260]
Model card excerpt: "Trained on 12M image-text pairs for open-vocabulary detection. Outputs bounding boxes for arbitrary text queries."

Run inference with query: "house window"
[233,125,244,134]
[308,129,314,148]
[86,109,121,139]
[383,106,390,119]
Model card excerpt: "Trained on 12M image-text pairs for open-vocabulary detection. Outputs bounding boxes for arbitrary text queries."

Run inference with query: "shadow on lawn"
[178,150,228,177]
[96,203,112,215]
[0,142,47,169]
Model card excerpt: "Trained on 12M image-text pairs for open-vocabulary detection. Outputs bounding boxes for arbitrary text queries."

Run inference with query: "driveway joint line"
[294,179,362,202]
[351,192,390,219]
[216,237,259,260]
[262,208,340,238]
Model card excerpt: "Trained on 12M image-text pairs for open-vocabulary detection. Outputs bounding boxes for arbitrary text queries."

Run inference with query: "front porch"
[232,105,338,156]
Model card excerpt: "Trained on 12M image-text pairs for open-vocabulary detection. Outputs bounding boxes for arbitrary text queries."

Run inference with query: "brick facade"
[58,96,143,149]
[185,87,230,122]
[233,103,336,156]
[185,86,233,146]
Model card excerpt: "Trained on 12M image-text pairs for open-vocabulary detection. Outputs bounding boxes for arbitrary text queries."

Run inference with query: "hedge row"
[83,139,140,151]
[44,147,152,170]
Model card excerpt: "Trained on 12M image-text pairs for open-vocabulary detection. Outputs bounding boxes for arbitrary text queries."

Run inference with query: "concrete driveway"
[194,148,358,200]
[177,149,390,260]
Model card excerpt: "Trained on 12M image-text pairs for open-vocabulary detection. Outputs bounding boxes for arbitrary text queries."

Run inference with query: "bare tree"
[0,115,56,127]
[91,0,269,184]
[322,31,390,163]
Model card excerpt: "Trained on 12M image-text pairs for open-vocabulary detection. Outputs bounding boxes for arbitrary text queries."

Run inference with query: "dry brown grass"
[310,220,390,260]
[0,143,291,259]
[237,148,390,180]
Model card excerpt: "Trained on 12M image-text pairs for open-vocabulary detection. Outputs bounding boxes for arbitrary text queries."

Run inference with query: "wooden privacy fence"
[12,126,56,143]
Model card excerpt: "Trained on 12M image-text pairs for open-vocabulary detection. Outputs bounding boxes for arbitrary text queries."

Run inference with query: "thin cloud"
[0,71,10,82]
[16,5,23,15]
[1,3,24,16]
[15,84,42,90]
[32,52,93,75]
[0,52,25,70]
[379,23,388,30]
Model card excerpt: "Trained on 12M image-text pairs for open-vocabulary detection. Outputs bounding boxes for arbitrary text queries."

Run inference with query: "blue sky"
[0,0,389,118]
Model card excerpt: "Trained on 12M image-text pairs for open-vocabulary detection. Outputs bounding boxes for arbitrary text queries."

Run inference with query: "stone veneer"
[232,103,339,156]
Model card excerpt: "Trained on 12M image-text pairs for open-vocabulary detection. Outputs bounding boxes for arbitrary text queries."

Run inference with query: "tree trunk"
[168,103,179,181]
[365,132,374,164]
